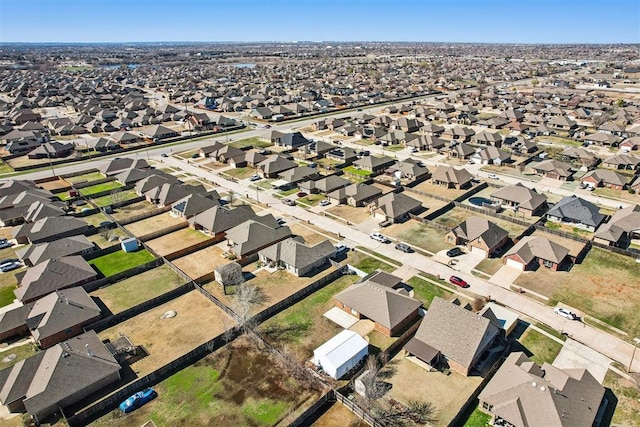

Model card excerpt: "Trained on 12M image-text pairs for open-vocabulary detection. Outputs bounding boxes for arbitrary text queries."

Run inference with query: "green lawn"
[463,407,492,427]
[407,276,452,307]
[0,159,14,174]
[222,167,256,180]
[0,285,17,307]
[518,328,563,365]
[0,342,40,370]
[278,188,298,197]
[603,369,640,426]
[80,181,124,197]
[384,144,404,152]
[89,249,156,277]
[296,193,327,207]
[229,137,272,149]
[344,166,373,176]
[352,248,400,272]
[91,266,185,313]
[65,171,104,184]
[91,189,139,207]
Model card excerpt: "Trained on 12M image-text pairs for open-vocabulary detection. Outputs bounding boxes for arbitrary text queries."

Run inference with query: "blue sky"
[0,0,638,43]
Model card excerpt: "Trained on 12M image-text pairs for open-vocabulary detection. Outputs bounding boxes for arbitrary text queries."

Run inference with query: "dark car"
[446,247,464,257]
[296,191,308,198]
[119,388,157,413]
[395,243,413,253]
[0,239,13,250]
[449,276,469,288]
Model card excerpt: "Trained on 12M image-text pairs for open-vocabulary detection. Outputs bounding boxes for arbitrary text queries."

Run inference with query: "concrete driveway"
[323,307,358,329]
[489,265,523,289]
[553,338,612,384]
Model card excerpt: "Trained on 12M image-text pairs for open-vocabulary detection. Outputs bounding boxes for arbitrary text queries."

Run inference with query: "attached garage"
[312,330,369,379]
[470,245,488,257]
[505,257,525,270]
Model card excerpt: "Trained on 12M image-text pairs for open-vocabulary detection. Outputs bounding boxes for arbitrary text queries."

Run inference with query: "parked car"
[446,247,464,257]
[554,307,578,320]
[395,243,413,253]
[319,199,330,206]
[369,232,390,243]
[0,239,13,250]
[297,191,308,198]
[161,153,169,158]
[0,260,21,273]
[449,275,469,288]
[119,388,157,413]
[191,153,199,159]
[335,244,349,255]
[276,217,286,225]
[487,173,499,180]
[249,174,261,181]
[282,199,295,206]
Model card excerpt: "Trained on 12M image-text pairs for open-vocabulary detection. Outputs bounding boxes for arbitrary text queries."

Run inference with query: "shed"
[120,238,139,253]
[312,330,368,379]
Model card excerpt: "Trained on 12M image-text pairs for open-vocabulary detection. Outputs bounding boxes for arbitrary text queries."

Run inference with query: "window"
[482,401,493,411]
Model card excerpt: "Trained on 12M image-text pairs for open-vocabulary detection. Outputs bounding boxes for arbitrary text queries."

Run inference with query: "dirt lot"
[99,291,234,375]
[90,266,186,314]
[515,247,640,335]
[386,354,482,426]
[434,207,528,237]
[311,402,366,427]
[326,205,372,225]
[110,200,158,222]
[124,212,186,237]
[171,245,227,281]
[37,178,71,191]
[402,191,451,214]
[411,181,468,200]
[384,219,454,254]
[145,228,212,257]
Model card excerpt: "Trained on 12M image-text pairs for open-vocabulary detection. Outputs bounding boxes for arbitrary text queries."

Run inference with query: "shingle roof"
[431,165,473,185]
[491,183,547,211]
[15,235,94,266]
[451,216,509,248]
[412,297,501,370]
[258,238,335,271]
[188,205,257,234]
[546,196,604,228]
[505,236,570,265]
[225,217,292,256]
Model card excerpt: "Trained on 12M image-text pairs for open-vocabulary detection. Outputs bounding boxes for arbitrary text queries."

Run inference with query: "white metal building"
[312,330,369,379]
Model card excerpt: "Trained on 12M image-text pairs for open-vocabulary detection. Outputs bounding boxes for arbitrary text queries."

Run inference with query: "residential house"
[546,195,604,232]
[0,331,121,424]
[353,156,396,174]
[133,173,177,195]
[256,156,298,178]
[584,132,619,147]
[327,183,382,207]
[386,160,430,182]
[334,281,422,336]
[503,236,571,271]
[13,216,90,245]
[274,132,310,150]
[14,256,98,304]
[547,116,578,131]
[601,153,640,171]
[225,216,292,260]
[16,235,95,267]
[620,136,640,151]
[408,135,447,152]
[448,143,476,160]
[325,147,358,164]
[188,205,257,240]
[144,183,199,207]
[581,169,628,190]
[470,146,511,165]
[431,165,474,189]
[490,183,548,217]
[300,175,350,195]
[531,160,574,181]
[99,157,149,176]
[27,141,74,159]
[443,126,475,142]
[594,204,640,248]
[403,297,502,376]
[445,216,509,257]
[171,193,220,219]
[372,192,423,223]
[478,352,606,427]
[278,166,320,187]
[561,147,599,169]
[143,124,178,140]
[258,237,336,277]
[472,131,503,147]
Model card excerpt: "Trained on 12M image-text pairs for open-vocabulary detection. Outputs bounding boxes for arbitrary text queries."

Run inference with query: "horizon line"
[1,41,638,46]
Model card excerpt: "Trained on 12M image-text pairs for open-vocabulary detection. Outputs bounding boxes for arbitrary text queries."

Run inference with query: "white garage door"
[506,258,525,270]
[470,246,487,257]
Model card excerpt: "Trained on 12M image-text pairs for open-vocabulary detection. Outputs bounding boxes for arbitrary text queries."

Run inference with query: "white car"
[554,307,578,320]
[249,174,261,181]
[319,199,330,207]
[369,232,390,243]
[487,173,499,180]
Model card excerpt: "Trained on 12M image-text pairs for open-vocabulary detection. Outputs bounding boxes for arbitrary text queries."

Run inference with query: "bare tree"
[373,400,438,427]
[99,226,114,242]
[221,317,236,345]
[471,297,485,312]
[110,188,126,205]
[591,112,610,129]
[233,283,265,335]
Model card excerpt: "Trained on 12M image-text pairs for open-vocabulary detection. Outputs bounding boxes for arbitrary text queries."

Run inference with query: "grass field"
[259,274,359,362]
[351,249,399,273]
[463,407,491,427]
[407,276,453,307]
[222,166,256,180]
[518,328,563,366]
[89,249,156,277]
[91,266,185,313]
[474,258,504,276]
[515,248,640,335]
[229,137,272,149]
[325,204,372,224]
[0,342,39,370]
[91,189,139,207]
[603,369,640,426]
[91,340,319,427]
[0,285,17,307]
[384,220,453,254]
[80,181,125,197]
[343,166,373,176]
[65,171,104,184]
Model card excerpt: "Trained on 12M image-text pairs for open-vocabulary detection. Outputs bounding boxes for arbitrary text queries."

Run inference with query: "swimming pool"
[469,197,493,207]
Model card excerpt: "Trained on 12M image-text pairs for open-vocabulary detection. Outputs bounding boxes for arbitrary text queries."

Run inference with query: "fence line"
[73,176,116,189]
[116,205,171,225]
[288,391,336,427]
[138,222,188,242]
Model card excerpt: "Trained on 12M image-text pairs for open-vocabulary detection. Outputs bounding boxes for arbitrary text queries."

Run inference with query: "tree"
[615,99,625,108]
[471,297,485,312]
[531,79,540,88]
[110,188,126,206]
[591,112,610,129]
[372,400,438,427]
[233,283,265,335]
[99,226,114,242]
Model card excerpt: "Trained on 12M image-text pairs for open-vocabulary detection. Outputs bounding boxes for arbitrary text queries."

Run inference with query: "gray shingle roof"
[15,235,95,266]
[451,216,509,248]
[258,238,335,271]
[546,196,604,228]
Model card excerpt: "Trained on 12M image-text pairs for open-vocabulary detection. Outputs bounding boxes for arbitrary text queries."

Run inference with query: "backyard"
[80,181,124,197]
[89,249,156,277]
[171,245,227,282]
[0,342,39,370]
[124,212,186,237]
[259,274,359,362]
[65,171,104,184]
[411,181,469,200]
[145,227,212,257]
[90,266,185,314]
[349,249,398,273]
[602,369,640,427]
[91,189,139,208]
[91,339,321,427]
[109,200,158,222]
[222,166,255,180]
[515,248,640,335]
[99,291,234,375]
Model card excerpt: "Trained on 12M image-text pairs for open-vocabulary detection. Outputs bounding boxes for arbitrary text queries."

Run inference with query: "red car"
[297,191,308,198]
[449,276,469,288]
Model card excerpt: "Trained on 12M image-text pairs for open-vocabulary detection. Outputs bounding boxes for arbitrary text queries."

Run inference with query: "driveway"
[553,338,612,384]
[323,307,358,329]
[489,265,523,289]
